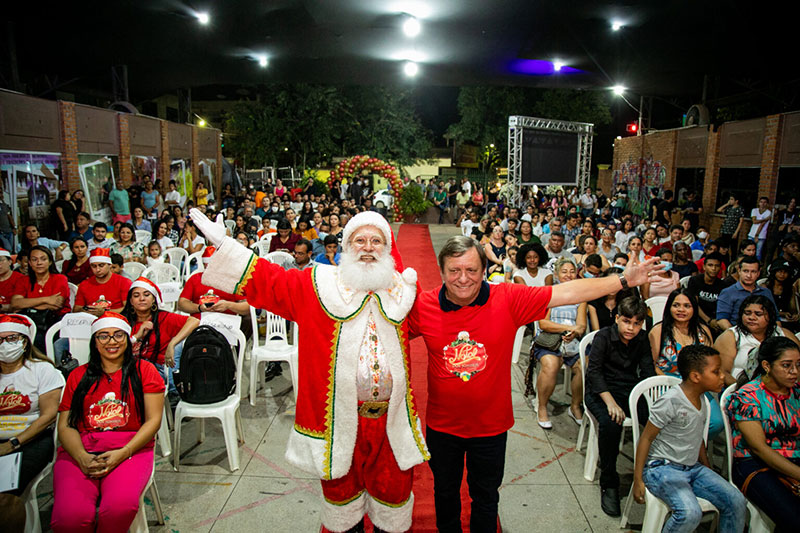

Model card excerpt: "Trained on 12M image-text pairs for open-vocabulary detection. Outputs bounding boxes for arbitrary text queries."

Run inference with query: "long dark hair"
[27,245,58,291]
[659,288,705,351]
[736,336,799,389]
[121,287,161,364]
[737,294,779,338]
[68,331,145,429]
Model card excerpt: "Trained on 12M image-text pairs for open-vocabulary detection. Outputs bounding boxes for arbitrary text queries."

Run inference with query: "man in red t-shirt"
[0,248,26,312]
[407,236,660,531]
[177,247,249,320]
[74,248,132,316]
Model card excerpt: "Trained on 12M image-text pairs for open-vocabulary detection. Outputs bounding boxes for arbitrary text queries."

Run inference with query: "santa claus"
[190,208,428,533]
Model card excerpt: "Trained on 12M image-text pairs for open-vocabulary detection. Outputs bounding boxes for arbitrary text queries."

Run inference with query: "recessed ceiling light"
[612,85,626,95]
[403,17,421,37]
[611,20,623,31]
[404,61,419,77]
[197,12,210,25]
[258,55,268,67]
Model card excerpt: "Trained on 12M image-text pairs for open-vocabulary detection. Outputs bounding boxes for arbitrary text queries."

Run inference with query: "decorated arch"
[327,155,404,218]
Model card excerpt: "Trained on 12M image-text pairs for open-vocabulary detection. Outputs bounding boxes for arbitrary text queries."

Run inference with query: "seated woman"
[61,237,92,285]
[642,227,660,257]
[51,312,164,533]
[0,315,64,531]
[726,336,800,530]
[109,223,145,264]
[131,207,151,233]
[178,220,205,255]
[573,235,610,271]
[513,243,553,287]
[765,259,799,332]
[122,278,199,393]
[714,294,800,386]
[150,220,173,254]
[626,235,646,265]
[11,246,70,351]
[649,288,723,437]
[295,217,318,241]
[641,247,680,299]
[483,225,507,278]
[532,257,586,429]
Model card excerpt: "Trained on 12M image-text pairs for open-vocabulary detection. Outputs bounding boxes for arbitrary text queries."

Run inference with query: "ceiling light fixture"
[403,16,421,37]
[611,20,623,31]
[612,85,626,95]
[258,55,268,67]
[404,61,419,77]
[553,60,564,72]
[198,118,206,127]
[197,12,210,25]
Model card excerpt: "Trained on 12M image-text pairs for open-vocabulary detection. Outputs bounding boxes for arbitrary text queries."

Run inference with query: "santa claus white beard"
[338,248,397,292]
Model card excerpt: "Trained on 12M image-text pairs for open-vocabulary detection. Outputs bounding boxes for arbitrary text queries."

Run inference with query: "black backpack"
[174,325,236,404]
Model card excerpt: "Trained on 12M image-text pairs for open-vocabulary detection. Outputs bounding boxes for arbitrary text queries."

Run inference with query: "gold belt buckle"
[358,401,389,419]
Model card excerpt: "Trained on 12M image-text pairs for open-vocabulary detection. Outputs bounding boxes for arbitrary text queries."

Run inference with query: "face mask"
[583,272,595,278]
[697,231,708,240]
[0,339,25,363]
[660,261,673,272]
[272,207,279,212]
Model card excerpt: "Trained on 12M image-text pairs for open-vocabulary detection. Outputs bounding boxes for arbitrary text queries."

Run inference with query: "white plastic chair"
[530,322,571,403]
[619,376,717,529]
[173,329,246,472]
[128,459,165,533]
[68,282,78,309]
[265,250,294,269]
[679,275,691,288]
[45,321,91,366]
[224,219,236,234]
[259,232,273,242]
[756,278,767,288]
[55,259,64,273]
[21,391,59,533]
[249,306,298,406]
[135,230,152,246]
[575,330,599,454]
[142,263,181,284]
[511,325,526,364]
[692,249,704,262]
[719,385,775,533]
[184,250,204,281]
[253,240,272,257]
[645,296,668,325]
[161,247,188,269]
[123,261,146,280]
[250,214,262,227]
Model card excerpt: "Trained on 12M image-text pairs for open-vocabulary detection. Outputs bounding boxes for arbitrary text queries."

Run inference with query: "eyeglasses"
[95,331,128,344]
[776,362,800,374]
[0,334,24,344]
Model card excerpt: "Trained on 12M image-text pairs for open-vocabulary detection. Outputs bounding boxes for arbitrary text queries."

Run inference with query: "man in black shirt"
[447,178,459,210]
[686,252,726,335]
[656,190,675,226]
[584,297,656,517]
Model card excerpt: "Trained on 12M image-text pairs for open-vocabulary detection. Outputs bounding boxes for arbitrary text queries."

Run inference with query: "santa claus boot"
[320,518,365,533]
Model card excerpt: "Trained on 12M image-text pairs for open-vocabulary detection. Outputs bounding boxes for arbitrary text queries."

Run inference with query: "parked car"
[373,189,394,209]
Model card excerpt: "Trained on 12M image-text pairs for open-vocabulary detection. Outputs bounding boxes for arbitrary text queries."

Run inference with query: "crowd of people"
[1,174,800,532]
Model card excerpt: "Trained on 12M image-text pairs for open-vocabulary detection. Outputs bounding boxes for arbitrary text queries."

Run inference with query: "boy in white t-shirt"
[633,345,745,532]
[747,196,772,260]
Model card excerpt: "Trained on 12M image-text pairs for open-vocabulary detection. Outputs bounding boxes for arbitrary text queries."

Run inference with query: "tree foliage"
[224,85,432,171]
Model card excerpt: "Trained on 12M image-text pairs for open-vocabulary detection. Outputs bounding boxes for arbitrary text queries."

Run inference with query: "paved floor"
[33,223,662,532]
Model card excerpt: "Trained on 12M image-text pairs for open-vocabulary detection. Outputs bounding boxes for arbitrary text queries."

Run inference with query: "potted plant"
[397,184,431,223]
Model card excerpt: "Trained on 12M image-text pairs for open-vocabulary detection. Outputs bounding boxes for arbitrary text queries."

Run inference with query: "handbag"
[741,467,800,498]
[533,331,563,352]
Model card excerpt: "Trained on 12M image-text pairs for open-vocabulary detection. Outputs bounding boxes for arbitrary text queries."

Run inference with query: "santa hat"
[202,246,216,265]
[341,211,392,253]
[0,248,11,259]
[0,314,35,340]
[89,248,112,264]
[129,277,162,306]
[91,311,131,336]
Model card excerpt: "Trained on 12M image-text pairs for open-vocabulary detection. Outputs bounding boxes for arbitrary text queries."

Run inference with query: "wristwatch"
[9,437,21,450]
[616,272,629,290]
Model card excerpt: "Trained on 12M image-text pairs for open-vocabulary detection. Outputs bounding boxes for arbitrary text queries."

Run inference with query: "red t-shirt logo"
[88,392,130,429]
[443,331,488,382]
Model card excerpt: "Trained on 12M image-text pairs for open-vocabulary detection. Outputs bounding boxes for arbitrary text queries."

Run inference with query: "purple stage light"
[508,59,582,75]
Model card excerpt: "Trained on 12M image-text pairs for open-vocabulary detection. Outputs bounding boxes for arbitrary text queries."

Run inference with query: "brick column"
[757,113,783,204]
[701,128,721,228]
[59,101,80,191]
[191,126,199,190]
[215,130,223,198]
[118,114,132,186]
[159,120,170,194]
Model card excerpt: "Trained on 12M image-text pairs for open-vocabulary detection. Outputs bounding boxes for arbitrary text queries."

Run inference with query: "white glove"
[189,208,226,248]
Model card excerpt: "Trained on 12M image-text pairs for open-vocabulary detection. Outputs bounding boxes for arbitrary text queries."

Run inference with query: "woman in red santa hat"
[0,314,64,531]
[51,312,164,533]
[190,207,428,533]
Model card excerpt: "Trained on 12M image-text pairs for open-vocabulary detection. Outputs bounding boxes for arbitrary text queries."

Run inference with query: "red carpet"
[394,224,490,532]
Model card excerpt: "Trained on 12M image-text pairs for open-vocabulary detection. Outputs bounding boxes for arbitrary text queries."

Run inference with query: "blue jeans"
[643,460,746,533]
[755,238,766,261]
[0,231,13,252]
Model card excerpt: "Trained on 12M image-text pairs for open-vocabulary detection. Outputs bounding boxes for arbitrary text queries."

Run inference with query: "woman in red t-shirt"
[121,277,199,368]
[11,246,70,350]
[51,312,164,533]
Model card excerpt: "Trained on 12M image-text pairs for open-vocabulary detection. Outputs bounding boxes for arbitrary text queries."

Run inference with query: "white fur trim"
[201,236,256,294]
[0,249,11,258]
[341,212,392,252]
[0,322,33,339]
[89,256,112,264]
[314,267,416,324]
[91,317,131,336]
[130,278,162,306]
[367,492,414,533]
[320,491,367,532]
[400,268,417,285]
[285,430,329,478]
